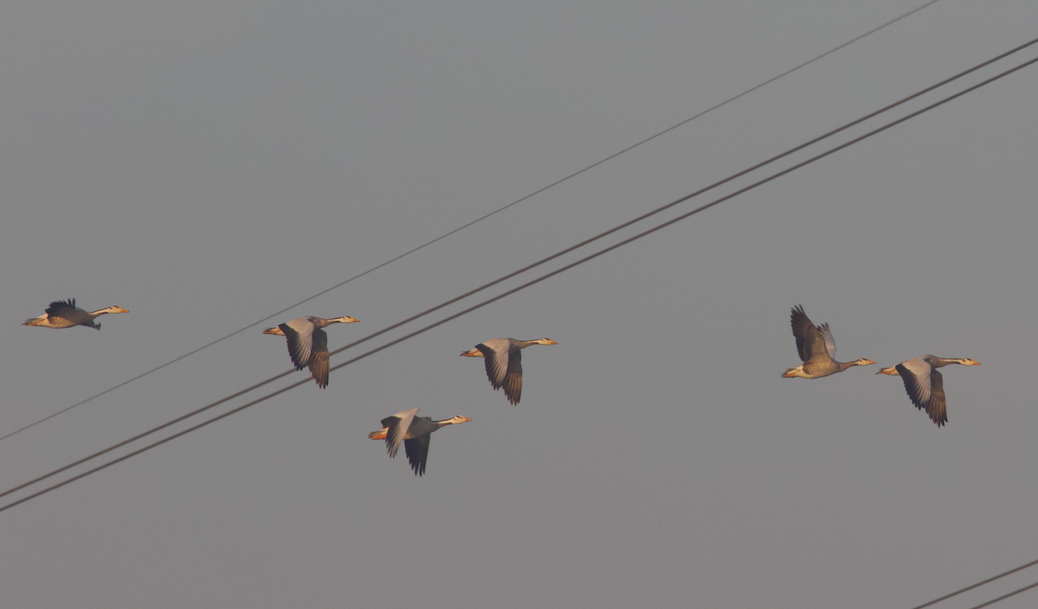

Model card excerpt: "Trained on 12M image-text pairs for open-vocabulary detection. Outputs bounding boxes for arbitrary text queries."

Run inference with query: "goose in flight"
[368,408,471,476]
[877,355,980,426]
[262,315,358,388]
[23,299,128,330]
[460,337,558,405]
[782,305,874,378]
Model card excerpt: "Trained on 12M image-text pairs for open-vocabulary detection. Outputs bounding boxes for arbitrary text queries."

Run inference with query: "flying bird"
[368,408,471,476]
[263,315,358,388]
[877,355,980,426]
[23,299,128,330]
[781,305,874,378]
[461,337,558,405]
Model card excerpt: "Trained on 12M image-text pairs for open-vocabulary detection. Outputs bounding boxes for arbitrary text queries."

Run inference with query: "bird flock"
[22,299,977,475]
[781,305,978,427]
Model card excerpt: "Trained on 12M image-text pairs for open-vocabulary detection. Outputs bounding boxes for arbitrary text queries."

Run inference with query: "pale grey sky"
[2,1,1037,607]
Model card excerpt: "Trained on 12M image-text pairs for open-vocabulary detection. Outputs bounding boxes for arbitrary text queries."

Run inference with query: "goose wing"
[790,305,830,361]
[502,350,523,405]
[404,435,432,476]
[476,340,512,389]
[309,328,329,389]
[926,369,948,426]
[45,299,78,316]
[381,408,419,458]
[279,318,316,370]
[895,357,943,424]
[817,323,837,359]
[46,299,90,325]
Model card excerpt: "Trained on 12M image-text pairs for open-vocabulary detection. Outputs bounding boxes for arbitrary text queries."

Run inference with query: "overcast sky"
[2,1,1037,607]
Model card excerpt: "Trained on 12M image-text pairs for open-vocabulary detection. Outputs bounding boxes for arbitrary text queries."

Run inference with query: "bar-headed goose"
[460,337,558,405]
[23,299,128,330]
[263,315,357,388]
[368,408,471,476]
[877,355,980,426]
[782,305,874,378]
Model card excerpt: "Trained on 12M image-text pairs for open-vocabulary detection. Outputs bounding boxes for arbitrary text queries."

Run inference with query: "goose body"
[460,337,557,405]
[877,355,979,426]
[368,408,471,476]
[263,315,358,388]
[23,299,128,330]
[781,305,874,378]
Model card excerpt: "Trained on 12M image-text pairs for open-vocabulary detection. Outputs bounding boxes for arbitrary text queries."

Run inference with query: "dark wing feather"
[502,349,523,405]
[45,299,77,315]
[926,369,948,427]
[404,436,431,476]
[476,343,510,389]
[895,361,937,423]
[279,322,311,370]
[308,329,329,388]
[310,352,329,389]
[46,299,93,327]
[790,305,825,361]
[383,408,418,458]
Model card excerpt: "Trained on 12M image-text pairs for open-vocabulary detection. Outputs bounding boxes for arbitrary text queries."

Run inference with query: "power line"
[4,34,1029,507]
[0,0,947,444]
[2,50,1033,514]
[909,558,1038,609]
[967,580,1038,609]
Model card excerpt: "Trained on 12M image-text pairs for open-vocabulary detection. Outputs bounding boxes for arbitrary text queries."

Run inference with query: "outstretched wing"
[790,305,829,362]
[924,369,947,426]
[404,435,431,476]
[895,357,945,425]
[502,350,523,405]
[476,341,511,389]
[382,408,419,458]
[308,329,329,388]
[279,318,315,371]
[45,299,77,315]
[817,323,837,359]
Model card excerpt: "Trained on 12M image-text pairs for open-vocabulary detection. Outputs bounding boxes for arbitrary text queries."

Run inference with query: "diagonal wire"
[0,0,947,444]
[3,33,1030,506]
[909,558,1038,609]
[966,580,1038,609]
[1,50,1034,514]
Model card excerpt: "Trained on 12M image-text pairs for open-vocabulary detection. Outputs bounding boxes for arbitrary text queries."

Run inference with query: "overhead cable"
[966,580,1038,609]
[1,50,1034,514]
[0,0,947,444]
[909,558,1038,609]
[4,33,1031,506]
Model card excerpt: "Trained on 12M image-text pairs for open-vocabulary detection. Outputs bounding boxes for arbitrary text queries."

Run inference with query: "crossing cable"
[966,580,1038,609]
[0,0,947,444]
[2,37,1031,508]
[1,50,1034,514]
[909,558,1038,609]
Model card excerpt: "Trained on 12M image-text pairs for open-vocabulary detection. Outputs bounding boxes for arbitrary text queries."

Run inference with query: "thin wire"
[966,580,1038,609]
[316,35,1038,364]
[0,0,947,444]
[4,35,1028,504]
[2,52,1033,514]
[0,367,296,501]
[909,558,1038,609]
[2,41,1033,506]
